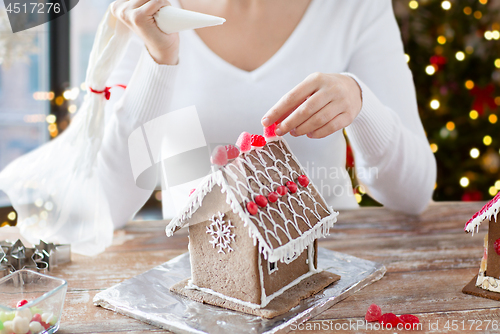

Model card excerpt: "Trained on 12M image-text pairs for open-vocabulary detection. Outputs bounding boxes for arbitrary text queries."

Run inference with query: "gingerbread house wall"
[486,219,500,278]
[260,240,317,297]
[188,185,262,305]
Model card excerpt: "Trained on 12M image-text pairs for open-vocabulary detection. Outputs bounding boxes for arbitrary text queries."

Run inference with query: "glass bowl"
[0,270,67,334]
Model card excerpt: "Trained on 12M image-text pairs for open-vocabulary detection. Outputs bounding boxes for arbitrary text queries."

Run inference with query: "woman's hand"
[261,73,363,139]
[112,0,179,65]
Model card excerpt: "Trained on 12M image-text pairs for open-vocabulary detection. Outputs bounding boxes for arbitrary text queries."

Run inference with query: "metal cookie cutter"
[0,239,71,278]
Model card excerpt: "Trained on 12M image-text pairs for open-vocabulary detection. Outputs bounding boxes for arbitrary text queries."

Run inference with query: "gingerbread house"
[165,126,340,318]
[463,192,500,300]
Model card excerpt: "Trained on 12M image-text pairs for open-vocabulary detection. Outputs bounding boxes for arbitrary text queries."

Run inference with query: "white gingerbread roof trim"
[165,137,338,263]
[465,193,500,234]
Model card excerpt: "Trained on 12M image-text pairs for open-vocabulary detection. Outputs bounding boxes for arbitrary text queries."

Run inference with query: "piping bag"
[0,4,225,255]
[155,6,225,33]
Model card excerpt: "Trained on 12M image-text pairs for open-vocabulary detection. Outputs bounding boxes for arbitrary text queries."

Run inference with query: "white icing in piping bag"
[154,6,226,34]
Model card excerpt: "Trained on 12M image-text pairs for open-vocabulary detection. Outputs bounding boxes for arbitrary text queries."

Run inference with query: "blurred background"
[1,0,499,225]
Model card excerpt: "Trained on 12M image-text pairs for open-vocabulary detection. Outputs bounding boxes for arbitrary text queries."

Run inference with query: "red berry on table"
[268,192,279,203]
[399,314,420,325]
[365,304,382,322]
[17,299,28,307]
[494,238,500,256]
[286,181,298,193]
[297,175,309,187]
[247,201,258,215]
[225,145,240,159]
[250,134,266,147]
[255,195,268,207]
[378,313,402,327]
[277,185,288,196]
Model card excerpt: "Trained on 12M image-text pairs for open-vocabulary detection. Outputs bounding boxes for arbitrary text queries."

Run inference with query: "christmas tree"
[359,0,500,204]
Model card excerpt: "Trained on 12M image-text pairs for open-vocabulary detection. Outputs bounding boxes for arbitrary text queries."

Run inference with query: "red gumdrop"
[399,314,420,325]
[263,123,278,139]
[494,238,500,256]
[268,192,279,203]
[277,185,288,196]
[41,321,51,330]
[247,201,258,215]
[32,314,42,323]
[364,304,382,322]
[189,189,196,196]
[236,132,252,153]
[286,181,298,193]
[250,134,266,147]
[255,195,268,207]
[297,175,309,187]
[225,145,240,159]
[17,299,28,307]
[210,145,228,166]
[379,313,402,327]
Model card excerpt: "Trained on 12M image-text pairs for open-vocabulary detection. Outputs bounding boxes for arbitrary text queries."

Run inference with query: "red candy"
[255,195,268,207]
[32,314,42,323]
[277,185,288,196]
[494,238,500,256]
[286,181,298,193]
[189,189,196,196]
[365,304,382,322]
[236,132,252,153]
[225,145,240,159]
[399,314,420,325]
[268,192,279,203]
[250,134,266,147]
[297,175,309,187]
[17,299,28,307]
[41,321,51,330]
[247,201,258,215]
[263,123,278,138]
[379,313,402,327]
[210,145,228,166]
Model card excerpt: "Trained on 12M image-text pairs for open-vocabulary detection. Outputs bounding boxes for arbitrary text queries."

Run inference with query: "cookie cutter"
[0,239,70,278]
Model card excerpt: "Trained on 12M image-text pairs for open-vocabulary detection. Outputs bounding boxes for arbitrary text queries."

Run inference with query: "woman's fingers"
[136,0,171,17]
[292,101,338,136]
[111,0,179,64]
[307,112,352,139]
[261,72,323,128]
[278,88,332,136]
[129,0,154,8]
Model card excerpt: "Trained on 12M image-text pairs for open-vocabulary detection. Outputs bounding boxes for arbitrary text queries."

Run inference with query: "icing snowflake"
[206,212,235,254]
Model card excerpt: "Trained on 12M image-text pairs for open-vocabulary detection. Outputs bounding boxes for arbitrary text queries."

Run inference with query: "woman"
[99,0,436,227]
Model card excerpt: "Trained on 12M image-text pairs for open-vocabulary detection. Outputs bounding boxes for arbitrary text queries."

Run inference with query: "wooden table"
[52,201,500,333]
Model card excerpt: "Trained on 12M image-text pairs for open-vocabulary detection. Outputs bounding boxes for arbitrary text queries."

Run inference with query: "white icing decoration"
[206,212,235,254]
[267,260,278,275]
[476,272,500,293]
[308,244,315,271]
[187,255,321,309]
[186,279,262,309]
[165,137,339,264]
[465,195,500,235]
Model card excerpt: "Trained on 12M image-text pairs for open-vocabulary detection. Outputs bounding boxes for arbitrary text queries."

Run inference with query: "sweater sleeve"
[343,0,436,214]
[97,33,178,228]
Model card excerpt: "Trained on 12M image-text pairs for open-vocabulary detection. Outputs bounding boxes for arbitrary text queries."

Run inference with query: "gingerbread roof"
[464,192,500,234]
[165,136,338,263]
